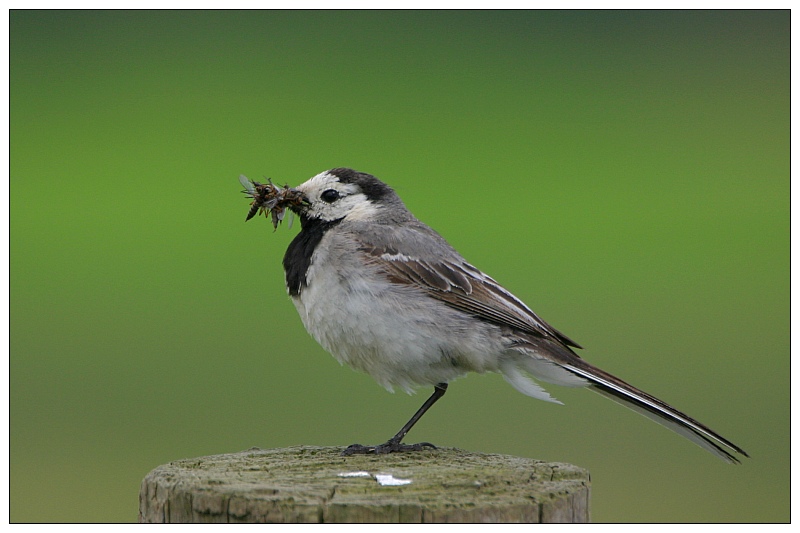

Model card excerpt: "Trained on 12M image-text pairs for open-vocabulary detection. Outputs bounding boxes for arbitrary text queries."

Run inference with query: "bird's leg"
[342,383,448,455]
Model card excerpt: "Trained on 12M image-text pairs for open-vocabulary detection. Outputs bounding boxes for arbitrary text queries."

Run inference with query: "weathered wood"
[139,445,590,523]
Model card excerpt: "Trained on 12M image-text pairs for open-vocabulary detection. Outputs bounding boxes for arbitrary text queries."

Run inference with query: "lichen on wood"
[139,445,590,523]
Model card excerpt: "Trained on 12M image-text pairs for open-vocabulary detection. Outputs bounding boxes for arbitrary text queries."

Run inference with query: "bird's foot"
[341,439,437,456]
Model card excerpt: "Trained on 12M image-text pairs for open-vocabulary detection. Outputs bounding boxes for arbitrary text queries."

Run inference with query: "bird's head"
[290,168,403,224]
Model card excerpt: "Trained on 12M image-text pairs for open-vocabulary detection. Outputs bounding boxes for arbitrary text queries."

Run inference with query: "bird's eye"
[320,189,341,203]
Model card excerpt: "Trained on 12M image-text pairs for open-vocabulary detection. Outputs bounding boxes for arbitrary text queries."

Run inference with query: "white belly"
[291,258,505,393]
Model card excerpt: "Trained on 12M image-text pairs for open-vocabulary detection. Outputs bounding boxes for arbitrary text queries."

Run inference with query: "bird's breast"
[287,243,506,392]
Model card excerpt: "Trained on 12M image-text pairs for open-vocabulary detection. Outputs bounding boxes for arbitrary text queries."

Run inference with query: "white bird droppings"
[337,471,371,478]
[337,471,413,486]
[375,473,412,486]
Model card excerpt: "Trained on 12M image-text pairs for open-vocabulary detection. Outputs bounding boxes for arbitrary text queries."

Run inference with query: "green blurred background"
[10,10,788,523]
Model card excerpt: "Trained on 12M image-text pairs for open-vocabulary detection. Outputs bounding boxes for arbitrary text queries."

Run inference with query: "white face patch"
[296,171,382,222]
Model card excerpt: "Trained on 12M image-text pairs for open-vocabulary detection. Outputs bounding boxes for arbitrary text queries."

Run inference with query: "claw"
[341,440,437,456]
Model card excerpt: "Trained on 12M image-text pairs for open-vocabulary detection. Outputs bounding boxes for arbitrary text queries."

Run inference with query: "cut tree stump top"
[139,445,590,523]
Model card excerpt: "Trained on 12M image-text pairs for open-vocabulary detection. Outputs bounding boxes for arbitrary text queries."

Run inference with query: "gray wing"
[353,225,582,350]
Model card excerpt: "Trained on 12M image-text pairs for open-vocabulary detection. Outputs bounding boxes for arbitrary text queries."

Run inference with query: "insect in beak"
[239,175,309,230]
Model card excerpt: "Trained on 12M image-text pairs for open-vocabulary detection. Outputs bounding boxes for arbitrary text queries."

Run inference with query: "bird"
[244,167,748,463]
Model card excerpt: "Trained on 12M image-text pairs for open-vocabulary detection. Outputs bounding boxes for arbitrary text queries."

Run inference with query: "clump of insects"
[239,175,308,230]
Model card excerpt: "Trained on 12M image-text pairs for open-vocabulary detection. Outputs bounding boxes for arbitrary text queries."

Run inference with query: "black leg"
[342,383,448,455]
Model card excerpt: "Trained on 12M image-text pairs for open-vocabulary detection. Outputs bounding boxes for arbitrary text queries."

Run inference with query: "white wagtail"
[241,168,748,463]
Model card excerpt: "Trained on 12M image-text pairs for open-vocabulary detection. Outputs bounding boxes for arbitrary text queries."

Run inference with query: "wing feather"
[361,244,581,349]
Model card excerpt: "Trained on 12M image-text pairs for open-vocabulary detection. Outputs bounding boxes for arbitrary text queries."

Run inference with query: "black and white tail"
[500,349,748,464]
[562,361,749,464]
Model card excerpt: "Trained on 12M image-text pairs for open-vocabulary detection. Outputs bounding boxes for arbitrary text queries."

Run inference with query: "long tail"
[501,346,749,464]
[562,360,749,464]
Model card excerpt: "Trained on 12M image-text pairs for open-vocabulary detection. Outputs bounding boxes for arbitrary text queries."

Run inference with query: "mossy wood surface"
[139,445,590,523]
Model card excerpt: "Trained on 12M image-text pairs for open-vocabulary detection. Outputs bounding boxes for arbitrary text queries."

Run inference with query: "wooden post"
[139,445,590,523]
